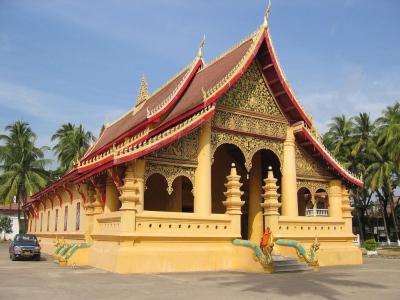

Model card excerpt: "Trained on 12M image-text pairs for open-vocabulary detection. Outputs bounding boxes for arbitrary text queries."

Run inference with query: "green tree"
[366,147,400,244]
[323,115,353,161]
[0,216,13,240]
[51,123,96,172]
[0,121,50,231]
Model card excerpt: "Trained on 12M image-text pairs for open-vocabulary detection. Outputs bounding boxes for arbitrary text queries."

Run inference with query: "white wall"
[0,213,19,240]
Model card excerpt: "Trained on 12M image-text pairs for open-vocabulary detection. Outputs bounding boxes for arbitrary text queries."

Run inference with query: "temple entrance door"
[247,149,281,243]
[211,144,249,238]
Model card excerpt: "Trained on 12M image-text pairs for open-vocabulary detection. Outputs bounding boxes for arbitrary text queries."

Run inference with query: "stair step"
[271,255,313,273]
[274,260,306,267]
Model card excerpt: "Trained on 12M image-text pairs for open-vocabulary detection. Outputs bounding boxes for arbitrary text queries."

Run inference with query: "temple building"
[24,10,363,273]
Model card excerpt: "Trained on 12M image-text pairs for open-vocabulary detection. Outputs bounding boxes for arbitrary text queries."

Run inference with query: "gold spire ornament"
[197,34,206,58]
[136,75,149,107]
[262,0,272,29]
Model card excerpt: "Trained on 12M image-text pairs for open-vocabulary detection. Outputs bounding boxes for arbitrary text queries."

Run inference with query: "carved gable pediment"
[217,61,285,118]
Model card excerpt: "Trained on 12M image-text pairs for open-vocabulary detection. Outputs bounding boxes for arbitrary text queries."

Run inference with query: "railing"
[305,208,328,217]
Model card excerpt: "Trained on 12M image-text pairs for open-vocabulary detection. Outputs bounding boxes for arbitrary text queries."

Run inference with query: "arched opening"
[144,174,194,212]
[212,143,248,216]
[168,176,194,212]
[105,178,122,213]
[247,149,281,242]
[297,187,312,216]
[315,188,328,209]
[144,173,169,211]
[315,188,329,216]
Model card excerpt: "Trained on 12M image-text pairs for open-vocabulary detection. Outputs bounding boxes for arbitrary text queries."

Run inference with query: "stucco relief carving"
[211,130,283,171]
[144,162,195,195]
[148,129,198,162]
[218,61,283,117]
[212,110,286,139]
[296,145,330,178]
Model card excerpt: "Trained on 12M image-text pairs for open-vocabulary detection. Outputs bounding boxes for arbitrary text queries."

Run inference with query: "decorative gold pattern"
[212,110,286,139]
[295,145,330,178]
[135,76,149,107]
[211,130,283,171]
[148,129,198,162]
[297,179,329,202]
[144,162,195,195]
[218,61,283,117]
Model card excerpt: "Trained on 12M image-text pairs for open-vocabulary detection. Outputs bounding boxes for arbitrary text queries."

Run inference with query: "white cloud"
[298,65,400,133]
[0,80,126,147]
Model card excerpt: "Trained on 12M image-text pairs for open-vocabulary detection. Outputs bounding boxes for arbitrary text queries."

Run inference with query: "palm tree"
[351,113,375,157]
[323,115,353,161]
[366,147,400,245]
[51,123,96,171]
[0,121,50,231]
[373,102,400,244]
[377,102,400,167]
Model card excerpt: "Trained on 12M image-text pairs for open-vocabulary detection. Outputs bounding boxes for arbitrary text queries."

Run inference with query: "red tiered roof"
[26,24,362,206]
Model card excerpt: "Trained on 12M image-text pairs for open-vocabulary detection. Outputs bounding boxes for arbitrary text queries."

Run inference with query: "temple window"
[76,202,81,231]
[314,189,329,216]
[64,206,68,231]
[40,212,43,232]
[297,187,313,216]
[55,209,58,232]
[47,211,50,232]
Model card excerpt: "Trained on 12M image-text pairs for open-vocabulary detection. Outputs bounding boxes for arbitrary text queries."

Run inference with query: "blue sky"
[1,0,399,159]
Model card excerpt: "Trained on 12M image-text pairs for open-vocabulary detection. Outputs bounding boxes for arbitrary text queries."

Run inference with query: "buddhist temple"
[24,6,363,273]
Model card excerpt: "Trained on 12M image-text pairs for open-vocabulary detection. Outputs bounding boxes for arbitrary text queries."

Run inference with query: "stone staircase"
[272,255,313,273]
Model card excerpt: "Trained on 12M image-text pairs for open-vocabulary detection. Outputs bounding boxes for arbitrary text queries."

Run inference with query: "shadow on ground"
[194,269,385,300]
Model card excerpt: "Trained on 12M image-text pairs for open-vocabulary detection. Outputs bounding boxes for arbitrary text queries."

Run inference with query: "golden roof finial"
[136,74,149,107]
[197,34,206,58]
[262,0,272,29]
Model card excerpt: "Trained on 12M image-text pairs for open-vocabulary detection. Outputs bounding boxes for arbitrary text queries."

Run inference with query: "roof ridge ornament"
[135,75,149,107]
[197,34,206,58]
[262,0,272,29]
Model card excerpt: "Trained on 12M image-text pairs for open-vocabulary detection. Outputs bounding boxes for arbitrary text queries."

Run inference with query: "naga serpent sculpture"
[275,238,320,270]
[232,227,274,271]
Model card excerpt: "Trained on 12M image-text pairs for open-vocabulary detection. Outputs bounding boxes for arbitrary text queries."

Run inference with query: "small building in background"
[0,203,19,240]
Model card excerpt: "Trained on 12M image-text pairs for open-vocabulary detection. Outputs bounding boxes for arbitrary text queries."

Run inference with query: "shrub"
[363,239,377,251]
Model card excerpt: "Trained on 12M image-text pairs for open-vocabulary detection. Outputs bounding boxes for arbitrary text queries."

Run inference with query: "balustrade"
[305,208,328,217]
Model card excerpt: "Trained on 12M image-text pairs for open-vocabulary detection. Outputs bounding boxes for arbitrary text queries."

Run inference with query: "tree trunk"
[356,210,365,243]
[388,183,400,244]
[380,202,391,245]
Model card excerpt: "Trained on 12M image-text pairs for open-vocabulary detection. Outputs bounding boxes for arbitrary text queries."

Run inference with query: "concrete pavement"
[0,242,399,300]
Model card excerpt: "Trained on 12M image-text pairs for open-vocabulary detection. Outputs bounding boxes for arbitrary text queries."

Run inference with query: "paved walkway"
[0,242,399,300]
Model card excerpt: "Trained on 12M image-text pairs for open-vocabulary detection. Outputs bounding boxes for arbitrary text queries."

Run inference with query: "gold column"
[261,166,281,232]
[248,152,264,243]
[223,163,245,235]
[281,127,298,216]
[341,187,354,235]
[328,179,342,218]
[119,162,140,232]
[194,120,212,215]
[134,159,146,214]
[85,186,95,241]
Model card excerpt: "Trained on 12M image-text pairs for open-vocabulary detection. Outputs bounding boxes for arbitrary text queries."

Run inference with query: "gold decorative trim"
[144,162,195,195]
[211,130,283,172]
